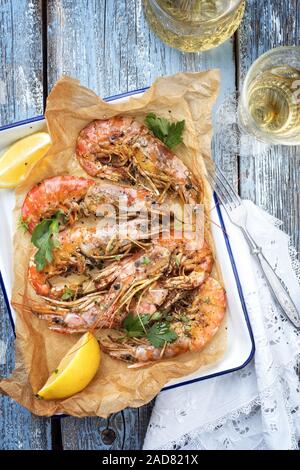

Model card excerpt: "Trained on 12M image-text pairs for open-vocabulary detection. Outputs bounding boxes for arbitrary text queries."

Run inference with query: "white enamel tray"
[0,89,255,393]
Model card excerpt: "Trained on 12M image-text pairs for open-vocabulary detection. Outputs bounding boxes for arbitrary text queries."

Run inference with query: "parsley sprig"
[145,113,185,149]
[61,287,74,301]
[123,312,178,348]
[123,314,150,337]
[140,255,151,265]
[31,211,65,272]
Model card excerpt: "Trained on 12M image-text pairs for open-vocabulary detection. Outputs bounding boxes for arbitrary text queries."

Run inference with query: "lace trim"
[289,243,300,282]
[158,354,300,450]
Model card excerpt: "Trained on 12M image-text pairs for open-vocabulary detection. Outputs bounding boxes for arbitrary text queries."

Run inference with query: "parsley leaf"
[146,322,178,348]
[123,313,178,348]
[178,314,190,323]
[31,211,64,272]
[123,313,151,337]
[149,311,163,321]
[145,113,169,143]
[165,120,185,149]
[61,287,74,301]
[145,113,185,149]
[140,255,151,265]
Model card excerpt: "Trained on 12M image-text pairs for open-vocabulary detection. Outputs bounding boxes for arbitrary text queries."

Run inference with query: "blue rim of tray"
[163,192,255,391]
[0,86,255,394]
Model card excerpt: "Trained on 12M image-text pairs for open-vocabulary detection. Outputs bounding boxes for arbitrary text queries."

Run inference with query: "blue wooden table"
[0,0,299,450]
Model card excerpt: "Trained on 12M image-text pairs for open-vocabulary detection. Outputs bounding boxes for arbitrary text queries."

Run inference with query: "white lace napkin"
[143,201,300,450]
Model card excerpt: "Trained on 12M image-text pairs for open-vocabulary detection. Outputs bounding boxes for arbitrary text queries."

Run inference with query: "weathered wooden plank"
[47,0,236,101]
[0,0,52,450]
[47,0,237,450]
[237,0,300,255]
[61,406,153,450]
[0,0,44,125]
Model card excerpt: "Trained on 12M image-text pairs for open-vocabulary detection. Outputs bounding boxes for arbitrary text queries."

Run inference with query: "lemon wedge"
[0,132,51,188]
[37,332,101,400]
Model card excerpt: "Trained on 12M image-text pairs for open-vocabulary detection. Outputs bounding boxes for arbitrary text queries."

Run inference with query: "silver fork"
[207,165,300,329]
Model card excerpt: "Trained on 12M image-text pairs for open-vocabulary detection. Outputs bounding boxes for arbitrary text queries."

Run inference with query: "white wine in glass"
[143,0,246,53]
[239,47,300,145]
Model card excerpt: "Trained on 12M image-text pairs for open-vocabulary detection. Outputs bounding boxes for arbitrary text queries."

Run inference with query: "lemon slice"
[0,132,51,188]
[37,332,101,400]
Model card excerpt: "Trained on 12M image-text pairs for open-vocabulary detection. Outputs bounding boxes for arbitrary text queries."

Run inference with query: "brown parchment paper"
[0,72,225,417]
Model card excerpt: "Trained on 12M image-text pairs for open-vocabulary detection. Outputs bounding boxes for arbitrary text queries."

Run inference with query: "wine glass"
[143,0,246,53]
[238,46,300,145]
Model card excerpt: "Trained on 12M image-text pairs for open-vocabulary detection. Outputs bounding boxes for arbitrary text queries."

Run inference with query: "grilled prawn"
[76,116,202,204]
[30,245,173,333]
[28,216,163,298]
[31,234,214,332]
[21,175,158,232]
[102,277,226,363]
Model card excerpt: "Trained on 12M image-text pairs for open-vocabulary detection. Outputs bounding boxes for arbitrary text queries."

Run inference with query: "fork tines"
[206,165,241,211]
